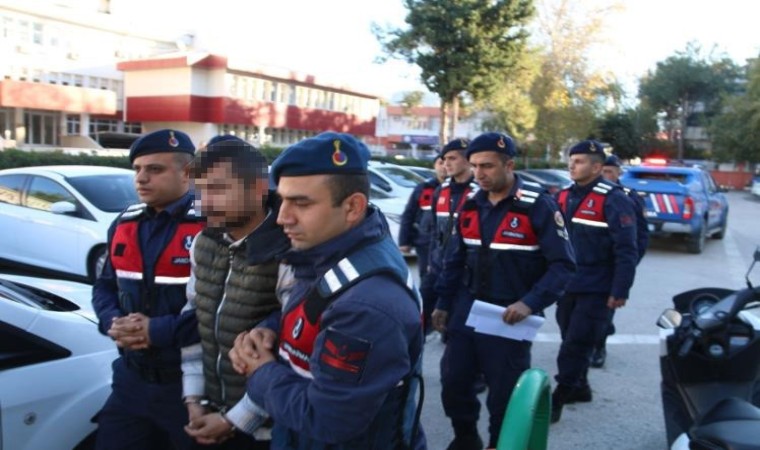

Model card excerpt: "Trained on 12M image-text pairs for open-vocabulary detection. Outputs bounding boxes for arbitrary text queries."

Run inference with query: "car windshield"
[67,174,139,212]
[374,166,425,188]
[0,279,80,312]
[628,171,690,184]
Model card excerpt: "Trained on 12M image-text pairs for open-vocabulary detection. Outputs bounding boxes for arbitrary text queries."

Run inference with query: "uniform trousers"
[555,293,610,388]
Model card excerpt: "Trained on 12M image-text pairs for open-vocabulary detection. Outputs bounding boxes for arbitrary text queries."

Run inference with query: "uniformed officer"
[228,132,425,449]
[92,129,204,449]
[181,136,289,449]
[399,154,446,334]
[429,138,478,333]
[435,132,576,450]
[552,140,638,423]
[590,154,649,368]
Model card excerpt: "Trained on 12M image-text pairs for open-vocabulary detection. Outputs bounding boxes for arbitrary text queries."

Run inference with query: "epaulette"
[592,179,616,196]
[515,182,542,207]
[119,202,147,221]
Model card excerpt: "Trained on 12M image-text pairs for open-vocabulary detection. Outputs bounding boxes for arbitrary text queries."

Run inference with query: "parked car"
[619,161,729,254]
[368,160,426,199]
[520,168,573,190]
[404,165,437,180]
[0,166,138,282]
[368,185,414,257]
[515,170,564,195]
[0,273,117,450]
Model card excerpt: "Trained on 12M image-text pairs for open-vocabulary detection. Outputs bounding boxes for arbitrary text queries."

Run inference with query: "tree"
[638,43,742,160]
[710,58,760,164]
[375,0,534,144]
[527,0,623,161]
[596,107,658,160]
[399,90,426,115]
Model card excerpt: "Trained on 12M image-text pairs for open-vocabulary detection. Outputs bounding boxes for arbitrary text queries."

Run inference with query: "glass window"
[374,166,425,187]
[66,115,80,135]
[32,22,43,45]
[0,174,26,205]
[67,174,139,213]
[26,177,77,212]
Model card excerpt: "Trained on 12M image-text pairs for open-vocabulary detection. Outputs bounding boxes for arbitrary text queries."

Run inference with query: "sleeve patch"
[620,214,635,227]
[318,328,371,383]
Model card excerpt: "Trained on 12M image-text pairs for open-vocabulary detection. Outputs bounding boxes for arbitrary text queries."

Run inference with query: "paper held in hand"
[465,300,545,341]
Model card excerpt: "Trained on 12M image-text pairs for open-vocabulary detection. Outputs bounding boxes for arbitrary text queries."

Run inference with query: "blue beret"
[466,132,516,159]
[271,132,370,184]
[604,154,621,167]
[569,140,604,157]
[441,138,469,156]
[129,129,195,163]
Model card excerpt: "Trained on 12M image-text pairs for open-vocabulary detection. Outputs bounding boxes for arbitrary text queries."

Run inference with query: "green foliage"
[710,59,760,163]
[0,149,131,170]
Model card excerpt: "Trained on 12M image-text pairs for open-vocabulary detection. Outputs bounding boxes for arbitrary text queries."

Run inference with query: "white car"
[368,160,425,199]
[369,185,415,257]
[0,166,138,282]
[0,274,117,450]
[752,176,760,198]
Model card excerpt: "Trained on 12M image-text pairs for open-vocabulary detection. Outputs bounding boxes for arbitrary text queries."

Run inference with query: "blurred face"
[276,175,366,250]
[568,154,603,186]
[442,150,471,181]
[193,160,267,230]
[434,157,447,181]
[601,165,621,184]
[133,152,190,210]
[470,151,512,195]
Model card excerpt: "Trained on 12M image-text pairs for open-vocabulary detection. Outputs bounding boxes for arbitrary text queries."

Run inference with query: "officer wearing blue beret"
[435,132,577,449]
[429,138,479,333]
[551,140,638,423]
[228,131,426,449]
[92,129,204,449]
[589,154,649,368]
[399,151,447,335]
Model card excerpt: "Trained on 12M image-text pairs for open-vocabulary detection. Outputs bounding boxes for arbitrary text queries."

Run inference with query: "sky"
[115,0,760,103]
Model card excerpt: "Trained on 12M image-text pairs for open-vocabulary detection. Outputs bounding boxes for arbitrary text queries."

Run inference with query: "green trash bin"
[496,368,551,450]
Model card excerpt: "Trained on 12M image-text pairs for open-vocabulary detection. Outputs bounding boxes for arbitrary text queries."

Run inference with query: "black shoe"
[564,384,592,404]
[551,385,574,424]
[446,434,484,450]
[590,347,606,368]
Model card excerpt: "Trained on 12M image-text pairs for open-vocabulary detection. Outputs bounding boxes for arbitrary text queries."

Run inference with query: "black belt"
[125,358,182,385]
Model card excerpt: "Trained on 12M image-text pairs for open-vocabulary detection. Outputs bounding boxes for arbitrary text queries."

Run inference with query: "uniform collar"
[571,176,603,196]
[473,174,523,207]
[145,191,192,218]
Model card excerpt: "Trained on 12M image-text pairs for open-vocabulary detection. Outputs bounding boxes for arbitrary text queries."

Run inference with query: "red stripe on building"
[117,55,228,71]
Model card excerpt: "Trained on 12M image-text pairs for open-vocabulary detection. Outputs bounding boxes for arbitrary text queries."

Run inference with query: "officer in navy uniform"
[398,153,446,335]
[92,129,204,449]
[552,140,638,423]
[227,132,425,449]
[590,154,649,368]
[435,132,576,450]
[429,138,479,334]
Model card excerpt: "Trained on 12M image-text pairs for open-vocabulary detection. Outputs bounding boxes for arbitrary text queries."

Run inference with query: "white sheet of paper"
[465,300,545,342]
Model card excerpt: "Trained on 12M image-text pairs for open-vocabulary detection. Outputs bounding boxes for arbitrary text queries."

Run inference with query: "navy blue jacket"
[399,177,440,248]
[436,176,576,313]
[92,192,201,368]
[247,208,425,449]
[556,177,638,299]
[427,176,478,280]
[624,186,649,263]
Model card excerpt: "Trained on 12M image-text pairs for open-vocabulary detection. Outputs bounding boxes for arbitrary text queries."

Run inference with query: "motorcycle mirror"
[657,308,682,329]
[745,246,760,289]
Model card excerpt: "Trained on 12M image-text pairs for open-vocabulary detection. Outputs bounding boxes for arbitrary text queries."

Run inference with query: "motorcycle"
[658,246,760,449]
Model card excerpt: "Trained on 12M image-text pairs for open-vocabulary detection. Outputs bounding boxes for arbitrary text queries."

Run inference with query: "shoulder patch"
[554,210,565,227]
[318,328,371,383]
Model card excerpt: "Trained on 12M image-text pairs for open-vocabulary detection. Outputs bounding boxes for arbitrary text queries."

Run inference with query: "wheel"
[88,246,108,283]
[686,219,707,254]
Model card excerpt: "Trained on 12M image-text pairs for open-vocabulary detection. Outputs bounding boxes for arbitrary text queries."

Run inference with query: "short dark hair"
[325,173,370,207]
[589,153,605,165]
[192,141,268,184]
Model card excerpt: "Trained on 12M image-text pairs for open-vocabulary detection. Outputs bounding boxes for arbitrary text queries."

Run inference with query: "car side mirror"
[50,201,77,215]
[657,308,682,329]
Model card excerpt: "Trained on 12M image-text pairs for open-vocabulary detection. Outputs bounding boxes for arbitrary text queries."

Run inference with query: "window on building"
[24,111,59,146]
[123,122,142,134]
[2,16,13,40]
[89,119,117,139]
[66,115,80,135]
[74,74,83,87]
[32,22,43,45]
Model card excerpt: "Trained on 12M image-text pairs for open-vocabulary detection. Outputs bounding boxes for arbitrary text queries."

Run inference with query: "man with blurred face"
[92,129,204,449]
[181,136,289,449]
[227,132,425,449]
[552,140,638,423]
[435,132,576,450]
